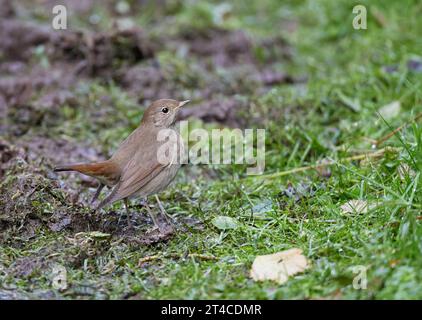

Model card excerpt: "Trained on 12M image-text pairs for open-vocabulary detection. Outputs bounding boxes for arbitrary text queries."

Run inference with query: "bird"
[54,98,189,232]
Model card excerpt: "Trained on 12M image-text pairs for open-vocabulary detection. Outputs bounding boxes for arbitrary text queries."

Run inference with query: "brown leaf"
[397,163,416,180]
[340,200,374,214]
[379,101,400,120]
[250,248,309,284]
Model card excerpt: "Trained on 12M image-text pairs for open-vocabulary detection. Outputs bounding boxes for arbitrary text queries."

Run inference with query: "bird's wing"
[117,157,167,199]
[96,144,167,209]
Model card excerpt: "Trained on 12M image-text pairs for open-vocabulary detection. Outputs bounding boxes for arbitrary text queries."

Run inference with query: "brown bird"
[54,98,189,231]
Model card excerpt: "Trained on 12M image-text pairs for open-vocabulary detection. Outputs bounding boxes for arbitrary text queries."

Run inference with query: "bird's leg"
[91,183,105,204]
[123,198,133,229]
[154,195,173,225]
[144,201,165,233]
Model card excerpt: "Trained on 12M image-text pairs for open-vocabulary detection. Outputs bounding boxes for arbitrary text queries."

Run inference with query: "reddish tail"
[54,161,119,183]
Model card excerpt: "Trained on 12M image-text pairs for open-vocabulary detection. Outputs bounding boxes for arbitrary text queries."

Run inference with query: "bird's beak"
[178,100,190,108]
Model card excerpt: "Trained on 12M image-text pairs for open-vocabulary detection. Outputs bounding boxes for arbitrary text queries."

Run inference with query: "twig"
[138,255,160,264]
[138,253,217,266]
[247,147,400,181]
[376,112,422,146]
[188,253,218,260]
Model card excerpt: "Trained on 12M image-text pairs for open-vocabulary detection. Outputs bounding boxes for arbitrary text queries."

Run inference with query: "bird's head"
[142,99,190,128]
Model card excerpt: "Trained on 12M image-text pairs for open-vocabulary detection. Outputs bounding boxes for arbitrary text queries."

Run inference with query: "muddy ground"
[0,0,300,298]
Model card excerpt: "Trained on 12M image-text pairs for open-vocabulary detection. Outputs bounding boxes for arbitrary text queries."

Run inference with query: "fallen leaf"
[250,248,309,284]
[340,200,374,214]
[379,101,400,120]
[397,163,416,180]
[211,216,239,230]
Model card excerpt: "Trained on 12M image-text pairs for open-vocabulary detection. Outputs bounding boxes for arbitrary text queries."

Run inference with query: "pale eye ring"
[162,107,169,113]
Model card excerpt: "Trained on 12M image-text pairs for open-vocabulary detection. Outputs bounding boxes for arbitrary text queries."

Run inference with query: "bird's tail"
[54,161,118,181]
[54,163,81,172]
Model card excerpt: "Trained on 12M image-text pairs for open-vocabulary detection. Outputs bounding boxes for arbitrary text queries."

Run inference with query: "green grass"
[1,0,421,299]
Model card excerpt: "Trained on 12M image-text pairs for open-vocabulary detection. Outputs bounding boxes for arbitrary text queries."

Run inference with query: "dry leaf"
[379,101,400,120]
[340,200,374,214]
[250,248,309,284]
[397,163,416,180]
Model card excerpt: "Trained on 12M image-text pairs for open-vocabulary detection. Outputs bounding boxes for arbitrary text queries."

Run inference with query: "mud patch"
[114,62,174,102]
[50,28,155,76]
[178,96,250,127]
[0,138,181,245]
[0,18,155,134]
[0,0,15,18]
[1,18,298,131]
[0,20,51,61]
[0,143,100,243]
[180,28,254,68]
[14,136,105,206]
[7,256,47,278]
[0,138,25,178]
[178,28,292,67]
[0,63,81,135]
[0,17,154,68]
[17,136,102,169]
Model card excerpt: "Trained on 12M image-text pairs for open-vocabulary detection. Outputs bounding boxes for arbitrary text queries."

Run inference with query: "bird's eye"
[162,107,169,113]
